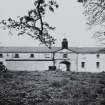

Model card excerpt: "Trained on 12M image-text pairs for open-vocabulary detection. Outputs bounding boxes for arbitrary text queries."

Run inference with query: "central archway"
[59,61,71,71]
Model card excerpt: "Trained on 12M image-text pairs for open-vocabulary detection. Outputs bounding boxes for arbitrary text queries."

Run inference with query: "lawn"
[0,70,105,105]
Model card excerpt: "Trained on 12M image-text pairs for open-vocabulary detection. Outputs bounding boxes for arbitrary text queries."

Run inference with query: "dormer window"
[0,54,3,58]
[63,54,68,58]
[15,53,19,58]
[30,54,34,58]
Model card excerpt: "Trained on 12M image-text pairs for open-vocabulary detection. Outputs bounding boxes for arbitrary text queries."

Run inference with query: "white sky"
[0,0,100,47]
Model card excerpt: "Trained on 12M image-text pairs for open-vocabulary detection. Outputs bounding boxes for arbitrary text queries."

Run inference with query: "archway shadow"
[60,61,70,71]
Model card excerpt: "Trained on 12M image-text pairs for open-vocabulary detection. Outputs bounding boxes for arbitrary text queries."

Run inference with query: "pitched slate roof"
[0,47,105,53]
[70,47,105,53]
[0,47,60,53]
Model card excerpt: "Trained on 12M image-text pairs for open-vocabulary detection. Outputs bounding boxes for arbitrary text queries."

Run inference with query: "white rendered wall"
[0,53,53,71]
[77,53,105,72]
[1,52,105,72]
[54,52,77,71]
[6,61,53,71]
[5,53,53,60]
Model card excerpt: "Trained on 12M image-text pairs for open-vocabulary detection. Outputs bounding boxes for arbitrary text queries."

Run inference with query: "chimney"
[62,38,68,49]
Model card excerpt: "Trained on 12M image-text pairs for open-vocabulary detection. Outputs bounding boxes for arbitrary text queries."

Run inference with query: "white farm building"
[0,38,105,72]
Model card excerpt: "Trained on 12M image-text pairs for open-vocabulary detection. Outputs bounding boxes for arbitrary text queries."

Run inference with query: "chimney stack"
[62,38,68,49]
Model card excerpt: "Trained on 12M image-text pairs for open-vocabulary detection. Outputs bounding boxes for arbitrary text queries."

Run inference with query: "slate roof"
[0,47,60,53]
[0,47,105,53]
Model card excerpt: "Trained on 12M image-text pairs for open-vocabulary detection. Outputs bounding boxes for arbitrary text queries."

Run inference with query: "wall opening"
[81,62,85,68]
[96,62,100,68]
[14,53,19,58]
[0,62,3,65]
[59,61,70,71]
[0,54,3,58]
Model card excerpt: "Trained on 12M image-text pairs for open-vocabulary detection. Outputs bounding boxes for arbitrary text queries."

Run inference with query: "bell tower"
[62,38,68,49]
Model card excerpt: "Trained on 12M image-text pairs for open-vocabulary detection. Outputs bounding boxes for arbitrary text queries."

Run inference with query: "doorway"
[59,61,70,71]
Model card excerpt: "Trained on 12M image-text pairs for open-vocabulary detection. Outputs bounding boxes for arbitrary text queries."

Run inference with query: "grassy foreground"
[0,70,105,105]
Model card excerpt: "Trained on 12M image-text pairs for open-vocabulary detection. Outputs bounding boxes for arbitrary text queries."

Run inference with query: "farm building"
[0,38,105,72]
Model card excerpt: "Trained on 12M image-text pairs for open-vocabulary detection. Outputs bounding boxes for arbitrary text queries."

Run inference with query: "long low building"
[0,38,105,72]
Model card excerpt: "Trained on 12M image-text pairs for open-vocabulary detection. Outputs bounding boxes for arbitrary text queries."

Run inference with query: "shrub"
[0,64,7,73]
[50,80,62,88]
[60,79,69,86]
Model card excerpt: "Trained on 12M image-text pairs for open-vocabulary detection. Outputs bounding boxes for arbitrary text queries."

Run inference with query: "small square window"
[7,53,9,57]
[0,54,3,58]
[15,53,19,58]
[81,62,85,68]
[0,62,3,65]
[63,54,68,58]
[30,54,34,58]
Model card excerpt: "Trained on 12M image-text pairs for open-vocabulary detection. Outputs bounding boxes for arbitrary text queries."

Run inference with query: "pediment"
[55,48,76,53]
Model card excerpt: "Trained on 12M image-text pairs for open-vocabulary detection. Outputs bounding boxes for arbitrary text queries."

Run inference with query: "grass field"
[0,70,105,105]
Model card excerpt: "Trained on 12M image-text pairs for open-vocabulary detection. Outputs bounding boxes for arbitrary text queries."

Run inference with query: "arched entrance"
[59,61,71,71]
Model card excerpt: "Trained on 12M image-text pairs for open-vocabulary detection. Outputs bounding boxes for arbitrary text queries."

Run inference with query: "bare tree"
[78,0,105,45]
[78,0,105,27]
[0,0,58,48]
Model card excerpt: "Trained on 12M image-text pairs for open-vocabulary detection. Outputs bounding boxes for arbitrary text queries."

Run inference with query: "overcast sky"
[0,0,100,47]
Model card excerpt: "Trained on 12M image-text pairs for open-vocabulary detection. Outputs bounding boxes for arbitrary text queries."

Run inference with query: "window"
[45,53,50,58]
[81,62,85,68]
[14,53,19,58]
[63,54,68,58]
[96,62,100,68]
[0,54,3,58]
[30,54,34,58]
[96,54,100,58]
[7,53,9,57]
[0,62,3,65]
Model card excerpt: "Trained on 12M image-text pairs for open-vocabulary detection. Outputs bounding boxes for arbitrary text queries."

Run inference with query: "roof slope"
[0,47,104,53]
[0,47,60,53]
